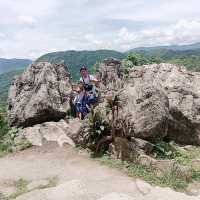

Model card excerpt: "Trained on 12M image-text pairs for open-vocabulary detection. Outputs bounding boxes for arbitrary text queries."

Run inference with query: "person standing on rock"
[79,66,99,108]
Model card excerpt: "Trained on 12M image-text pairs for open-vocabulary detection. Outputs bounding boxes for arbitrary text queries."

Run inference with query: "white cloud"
[0,33,6,38]
[17,15,37,27]
[0,0,200,59]
[117,20,200,50]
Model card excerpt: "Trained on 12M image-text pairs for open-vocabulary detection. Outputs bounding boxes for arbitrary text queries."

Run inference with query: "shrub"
[152,141,181,160]
[81,108,111,154]
[0,107,32,157]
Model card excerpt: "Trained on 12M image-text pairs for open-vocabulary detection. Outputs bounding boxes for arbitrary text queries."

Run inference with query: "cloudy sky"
[0,0,200,59]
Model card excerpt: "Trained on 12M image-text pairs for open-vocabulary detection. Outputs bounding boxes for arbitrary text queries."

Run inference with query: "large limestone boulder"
[128,63,200,145]
[120,84,169,140]
[98,60,170,141]
[99,58,124,91]
[8,62,71,127]
[20,118,81,147]
[99,61,200,145]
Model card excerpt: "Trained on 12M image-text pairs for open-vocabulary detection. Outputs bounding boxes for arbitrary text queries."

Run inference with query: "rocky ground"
[0,143,200,200]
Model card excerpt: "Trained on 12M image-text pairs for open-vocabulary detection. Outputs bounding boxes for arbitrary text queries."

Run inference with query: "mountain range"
[0,58,32,75]
[1,42,200,105]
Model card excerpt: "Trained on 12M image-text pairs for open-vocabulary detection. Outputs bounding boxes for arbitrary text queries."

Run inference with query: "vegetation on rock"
[0,107,32,157]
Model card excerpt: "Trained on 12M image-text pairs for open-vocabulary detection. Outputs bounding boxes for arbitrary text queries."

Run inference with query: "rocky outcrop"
[7,59,200,147]
[120,84,169,140]
[20,118,81,147]
[8,62,71,127]
[99,58,124,91]
[128,63,200,145]
[100,61,200,145]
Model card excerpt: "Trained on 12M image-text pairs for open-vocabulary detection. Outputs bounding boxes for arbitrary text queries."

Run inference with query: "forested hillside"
[129,43,200,71]
[0,58,31,74]
[1,43,200,105]
[0,70,23,106]
[36,50,125,79]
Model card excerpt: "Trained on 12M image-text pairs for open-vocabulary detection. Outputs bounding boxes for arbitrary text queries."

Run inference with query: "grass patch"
[7,179,28,200]
[0,108,32,157]
[96,154,197,191]
[152,141,181,160]
[152,141,200,167]
[0,128,32,158]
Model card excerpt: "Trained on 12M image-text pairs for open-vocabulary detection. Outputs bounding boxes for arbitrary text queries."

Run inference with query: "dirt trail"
[0,143,199,200]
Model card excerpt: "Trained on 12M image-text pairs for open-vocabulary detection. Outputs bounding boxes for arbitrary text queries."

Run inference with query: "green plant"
[86,109,111,154]
[0,110,9,140]
[0,108,32,157]
[97,154,190,191]
[8,179,28,199]
[152,141,181,160]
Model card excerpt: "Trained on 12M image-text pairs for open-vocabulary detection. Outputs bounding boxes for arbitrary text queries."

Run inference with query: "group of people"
[73,67,99,119]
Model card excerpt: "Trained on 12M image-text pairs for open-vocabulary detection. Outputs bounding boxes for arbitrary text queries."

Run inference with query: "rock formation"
[120,84,169,140]
[20,118,81,147]
[8,62,71,127]
[99,58,124,91]
[7,59,200,147]
[128,63,200,145]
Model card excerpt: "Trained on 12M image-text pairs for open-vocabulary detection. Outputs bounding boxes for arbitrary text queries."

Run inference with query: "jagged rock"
[137,154,156,168]
[130,138,154,154]
[111,137,154,162]
[8,62,71,127]
[135,179,152,195]
[168,107,200,145]
[120,84,169,140]
[20,119,81,147]
[99,58,124,91]
[113,137,138,161]
[172,164,192,182]
[128,63,200,145]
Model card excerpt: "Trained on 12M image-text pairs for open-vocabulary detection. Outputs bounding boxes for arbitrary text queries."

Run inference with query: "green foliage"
[0,107,32,157]
[0,109,10,140]
[36,50,125,80]
[128,53,162,65]
[87,109,111,147]
[97,155,189,191]
[0,58,31,74]
[0,70,23,106]
[169,55,200,71]
[152,141,181,160]
[7,178,29,200]
[130,47,200,71]
[127,53,148,65]
[91,61,101,74]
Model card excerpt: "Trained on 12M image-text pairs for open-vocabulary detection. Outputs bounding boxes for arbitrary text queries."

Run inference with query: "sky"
[0,0,200,59]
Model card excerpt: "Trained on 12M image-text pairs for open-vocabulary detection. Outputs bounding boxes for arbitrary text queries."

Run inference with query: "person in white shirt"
[79,67,99,107]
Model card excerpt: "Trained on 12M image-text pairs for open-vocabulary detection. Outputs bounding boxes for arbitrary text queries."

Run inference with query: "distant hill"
[36,50,125,80]
[1,43,200,106]
[129,43,200,71]
[0,70,24,106]
[129,42,200,52]
[0,58,31,74]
